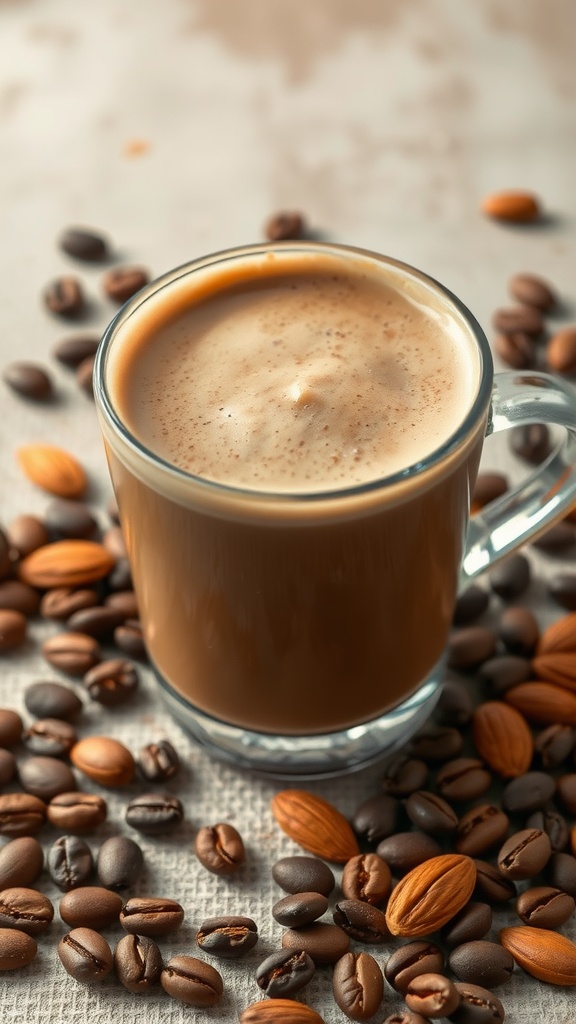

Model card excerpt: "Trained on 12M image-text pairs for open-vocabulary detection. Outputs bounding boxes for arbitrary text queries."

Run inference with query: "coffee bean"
[449,982,505,1024]
[516,885,575,928]
[58,926,113,983]
[52,336,99,369]
[494,331,536,369]
[0,927,37,970]
[23,718,77,758]
[473,860,517,903]
[68,607,125,640]
[0,837,43,889]
[256,948,316,998]
[502,771,556,814]
[456,806,510,857]
[114,618,147,659]
[532,521,576,552]
[2,362,53,401]
[449,940,514,989]
[548,573,576,610]
[0,748,16,785]
[547,326,576,374]
[489,554,531,601]
[60,886,123,929]
[48,835,93,891]
[40,587,100,621]
[498,606,539,657]
[24,680,83,720]
[333,950,384,1021]
[405,791,458,834]
[125,792,183,835]
[0,793,46,836]
[441,902,492,948]
[526,808,569,852]
[82,657,138,705]
[405,972,461,1018]
[47,792,107,832]
[59,227,108,262]
[161,955,224,1007]
[382,1015,429,1024]
[19,755,76,801]
[534,724,575,768]
[107,558,133,591]
[120,896,184,937]
[380,755,429,796]
[44,499,98,540]
[136,738,180,783]
[0,528,10,580]
[509,423,552,465]
[384,941,444,993]
[272,856,335,897]
[103,266,149,304]
[0,708,23,747]
[42,631,101,675]
[435,678,474,727]
[272,892,328,928]
[332,899,390,944]
[407,726,464,763]
[436,759,492,803]
[0,887,53,935]
[197,915,257,959]
[447,627,497,671]
[471,472,508,511]
[281,922,349,964]
[545,851,576,898]
[376,832,441,875]
[76,355,95,398]
[341,852,391,904]
[0,580,40,615]
[453,585,490,626]
[114,933,163,993]
[70,735,135,787]
[44,276,85,317]
[264,210,305,241]
[557,772,576,814]
[492,306,544,336]
[478,654,532,694]
[96,835,144,890]
[352,794,401,843]
[509,272,556,311]
[105,589,139,620]
[195,822,245,875]
[0,609,27,651]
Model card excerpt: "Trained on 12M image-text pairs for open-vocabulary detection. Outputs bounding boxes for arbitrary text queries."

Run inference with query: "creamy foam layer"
[109,252,479,492]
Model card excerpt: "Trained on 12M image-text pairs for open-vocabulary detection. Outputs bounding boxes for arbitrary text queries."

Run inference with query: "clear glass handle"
[462,371,576,581]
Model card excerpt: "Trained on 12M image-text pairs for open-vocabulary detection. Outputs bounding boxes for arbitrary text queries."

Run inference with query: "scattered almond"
[481,190,541,222]
[532,651,576,691]
[504,681,576,725]
[472,701,533,777]
[271,790,359,863]
[17,444,87,498]
[385,853,476,937]
[537,613,576,656]
[547,327,576,375]
[500,926,576,985]
[18,540,115,589]
[240,999,325,1024]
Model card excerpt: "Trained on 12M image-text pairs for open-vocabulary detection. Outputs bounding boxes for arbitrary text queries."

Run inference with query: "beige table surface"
[1,1,576,1021]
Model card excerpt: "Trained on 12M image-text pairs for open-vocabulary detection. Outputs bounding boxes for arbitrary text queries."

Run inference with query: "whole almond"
[17,444,87,498]
[504,681,576,725]
[547,328,576,375]
[481,190,541,222]
[18,541,115,589]
[385,853,476,937]
[70,736,135,787]
[537,613,576,656]
[532,652,576,690]
[500,925,576,985]
[271,790,359,863]
[240,999,325,1024]
[472,701,533,777]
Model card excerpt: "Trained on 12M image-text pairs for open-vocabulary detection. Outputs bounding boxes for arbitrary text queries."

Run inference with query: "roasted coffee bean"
[534,724,575,768]
[509,272,556,311]
[492,305,544,336]
[42,631,101,675]
[161,954,223,1006]
[456,806,509,857]
[449,940,514,989]
[478,654,532,694]
[441,902,492,948]
[197,915,257,958]
[557,772,576,814]
[405,791,458,834]
[0,529,10,580]
[48,835,93,891]
[60,886,123,929]
[498,606,539,656]
[382,1015,429,1024]
[70,735,135,787]
[0,708,23,747]
[107,558,132,591]
[282,922,349,964]
[333,950,383,1021]
[489,553,531,600]
[380,755,428,796]
[526,808,569,852]
[407,726,464,763]
[545,851,576,898]
[405,972,460,1018]
[532,521,576,552]
[114,933,162,993]
[96,835,144,890]
[341,852,391,904]
[83,657,138,705]
[44,499,98,540]
[516,885,575,928]
[19,755,76,801]
[502,771,556,814]
[473,860,516,903]
[120,896,184,937]
[447,627,497,671]
[0,580,40,615]
[471,472,508,510]
[125,792,183,835]
[435,678,474,727]
[114,618,147,659]
[105,589,139,620]
[23,717,76,759]
[58,926,113,982]
[264,210,305,241]
[453,586,490,626]
[2,361,53,401]
[376,831,441,875]
[0,793,46,836]
[195,822,245,875]
[352,794,401,843]
[52,335,100,369]
[24,680,83,720]
[59,227,108,262]
[509,423,552,466]
[333,899,390,944]
[451,982,505,1024]
[69,607,125,639]
[8,514,49,561]
[103,266,149,303]
[548,573,576,611]
[0,837,43,889]
[494,330,536,369]
[47,791,107,832]
[44,276,85,317]
[272,856,335,896]
[0,609,26,651]
[436,759,492,803]
[76,355,95,398]
[0,887,53,935]
[384,941,444,993]
[136,738,180,783]
[256,948,316,998]
[272,892,328,927]
[0,927,37,970]
[41,587,100,621]
[0,748,16,785]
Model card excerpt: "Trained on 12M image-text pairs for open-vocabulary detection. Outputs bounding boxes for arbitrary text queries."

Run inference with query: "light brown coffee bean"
[341,853,391,905]
[195,822,245,875]
[160,954,223,1006]
[405,972,460,1017]
[492,306,544,336]
[42,631,101,675]
[0,609,27,652]
[509,272,556,311]
[0,708,23,746]
[52,336,100,369]
[0,927,37,970]
[114,933,163,993]
[0,580,40,616]
[282,922,350,964]
[2,363,53,401]
[119,896,184,936]
[0,748,16,785]
[0,887,53,935]
[0,837,43,889]
[44,276,85,317]
[516,886,575,929]
[104,589,139,619]
[70,736,135,787]
[47,792,107,832]
[495,331,536,369]
[333,950,383,1021]
[264,210,305,241]
[7,514,50,556]
[384,941,444,993]
[103,266,149,303]
[40,587,100,621]
[0,529,10,580]
[58,926,113,982]
[0,793,46,836]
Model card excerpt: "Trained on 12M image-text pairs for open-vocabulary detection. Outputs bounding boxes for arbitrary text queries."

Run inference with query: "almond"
[240,1000,325,1024]
[18,541,115,589]
[537,612,576,655]
[271,790,359,863]
[500,926,576,985]
[504,681,576,725]
[547,327,576,375]
[481,190,540,222]
[532,651,576,691]
[17,444,87,498]
[385,853,476,937]
[472,701,533,778]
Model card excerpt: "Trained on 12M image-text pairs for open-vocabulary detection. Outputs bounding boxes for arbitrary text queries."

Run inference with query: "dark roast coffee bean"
[0,610,26,651]
[380,755,429,796]
[0,580,40,615]
[195,822,245,875]
[532,521,576,552]
[76,356,95,398]
[488,553,531,600]
[0,748,16,785]
[495,330,536,369]
[509,423,552,465]
[107,558,132,591]
[473,860,516,903]
[0,837,43,889]
[40,587,100,621]
[272,855,335,896]
[526,808,569,852]
[120,896,184,937]
[502,771,556,814]
[0,928,37,970]
[471,472,508,509]
[341,852,391,904]
[103,266,149,304]
[58,927,113,982]
[556,772,576,814]
[52,335,100,369]
[197,915,257,958]
[44,276,85,317]
[105,589,139,620]
[0,793,46,836]
[42,632,101,676]
[256,948,316,998]
[516,885,575,928]
[384,941,444,993]
[83,658,138,704]
[160,954,223,1006]
[453,585,490,626]
[114,933,162,993]
[441,902,492,948]
[59,227,108,262]
[449,940,514,989]
[534,724,575,768]
[548,573,576,611]
[498,606,539,656]
[546,851,576,898]
[376,832,441,874]
[272,892,328,927]
[59,886,123,929]
[436,759,492,803]
[2,362,53,401]
[509,272,556,311]
[497,828,551,881]
[405,972,460,1018]
[44,499,98,540]
[333,950,384,1021]
[447,627,497,671]
[264,210,305,241]
[114,619,147,659]
[492,305,544,336]
[281,922,349,964]
[47,792,107,832]
[125,792,183,835]
[96,835,144,890]
[19,755,76,801]
[69,607,125,639]
[0,708,23,747]
[0,887,53,935]
[48,835,93,891]
[405,791,458,834]
[24,680,83,720]
[478,654,532,694]
[435,678,474,727]
[352,794,400,843]
[449,982,505,1024]
[23,718,77,758]
[333,899,390,944]
[137,738,180,783]
[407,726,464,763]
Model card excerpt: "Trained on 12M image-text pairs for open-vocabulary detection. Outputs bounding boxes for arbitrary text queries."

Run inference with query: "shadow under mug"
[94,242,576,778]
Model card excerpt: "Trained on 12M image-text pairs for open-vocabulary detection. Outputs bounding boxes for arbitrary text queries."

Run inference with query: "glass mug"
[94,242,576,777]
